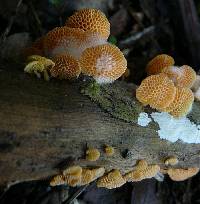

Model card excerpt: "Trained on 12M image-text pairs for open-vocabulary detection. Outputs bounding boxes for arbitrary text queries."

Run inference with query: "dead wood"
[0,63,200,187]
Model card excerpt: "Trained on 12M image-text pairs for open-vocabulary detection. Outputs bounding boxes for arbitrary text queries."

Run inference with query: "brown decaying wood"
[1,63,200,187]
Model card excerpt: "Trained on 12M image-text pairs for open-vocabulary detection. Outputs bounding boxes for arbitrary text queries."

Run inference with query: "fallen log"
[0,63,200,187]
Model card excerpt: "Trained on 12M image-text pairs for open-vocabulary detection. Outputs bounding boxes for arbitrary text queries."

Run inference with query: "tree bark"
[1,63,200,187]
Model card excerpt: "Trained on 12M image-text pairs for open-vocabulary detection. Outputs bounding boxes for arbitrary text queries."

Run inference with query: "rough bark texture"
[1,63,200,187]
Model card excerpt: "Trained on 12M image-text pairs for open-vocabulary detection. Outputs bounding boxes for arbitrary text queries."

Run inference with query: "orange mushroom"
[136,73,176,110]
[97,169,126,189]
[43,26,107,59]
[124,160,160,182]
[146,54,175,75]
[163,87,194,118]
[162,65,196,88]
[167,167,199,181]
[50,54,81,80]
[80,44,127,84]
[65,8,110,39]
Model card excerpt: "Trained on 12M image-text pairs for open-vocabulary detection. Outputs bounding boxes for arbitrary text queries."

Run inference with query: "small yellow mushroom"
[104,145,115,156]
[86,148,100,161]
[124,160,160,182]
[164,156,178,166]
[24,55,55,81]
[97,169,126,189]
[167,167,199,181]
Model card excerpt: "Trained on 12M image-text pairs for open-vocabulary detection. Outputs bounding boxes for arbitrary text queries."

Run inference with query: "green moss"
[81,80,144,123]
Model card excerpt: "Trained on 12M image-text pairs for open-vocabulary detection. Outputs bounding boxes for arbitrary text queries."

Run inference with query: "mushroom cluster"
[24,8,127,83]
[136,54,196,118]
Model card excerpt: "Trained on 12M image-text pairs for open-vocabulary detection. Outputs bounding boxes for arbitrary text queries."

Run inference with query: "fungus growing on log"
[80,44,127,84]
[124,160,160,182]
[50,165,82,187]
[167,167,199,181]
[86,148,100,161]
[50,166,105,187]
[80,167,105,185]
[97,169,126,189]
[162,65,196,88]
[164,156,179,166]
[65,8,110,39]
[136,73,176,110]
[104,145,115,156]
[163,87,194,118]
[146,54,175,75]
[44,26,107,59]
[50,54,81,79]
[24,55,55,80]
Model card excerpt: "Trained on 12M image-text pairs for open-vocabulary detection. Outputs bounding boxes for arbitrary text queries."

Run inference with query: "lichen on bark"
[81,80,144,123]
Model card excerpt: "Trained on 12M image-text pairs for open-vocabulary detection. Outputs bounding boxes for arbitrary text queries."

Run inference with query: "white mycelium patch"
[137,112,152,127]
[151,112,200,143]
[96,54,116,72]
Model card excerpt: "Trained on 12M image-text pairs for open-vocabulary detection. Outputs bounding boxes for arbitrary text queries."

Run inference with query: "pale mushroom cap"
[146,54,175,75]
[167,167,199,181]
[162,65,196,88]
[50,54,81,79]
[65,8,110,39]
[136,73,176,110]
[86,148,100,161]
[44,26,107,59]
[97,169,126,189]
[80,44,127,84]
[163,87,194,118]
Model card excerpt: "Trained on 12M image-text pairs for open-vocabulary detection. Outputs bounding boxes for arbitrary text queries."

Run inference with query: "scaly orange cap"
[162,65,196,88]
[97,169,126,189]
[163,87,194,118]
[146,54,175,75]
[65,8,110,39]
[80,44,127,84]
[50,54,81,80]
[136,73,176,110]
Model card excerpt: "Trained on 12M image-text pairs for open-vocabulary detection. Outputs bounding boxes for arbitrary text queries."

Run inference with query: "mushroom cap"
[80,44,127,84]
[146,54,175,75]
[50,174,65,186]
[97,169,126,189]
[105,145,115,156]
[124,160,160,182]
[44,26,107,59]
[65,8,110,39]
[163,87,194,118]
[80,167,105,185]
[167,167,199,181]
[162,65,196,88]
[50,54,81,80]
[86,148,100,161]
[164,156,178,166]
[136,73,176,110]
